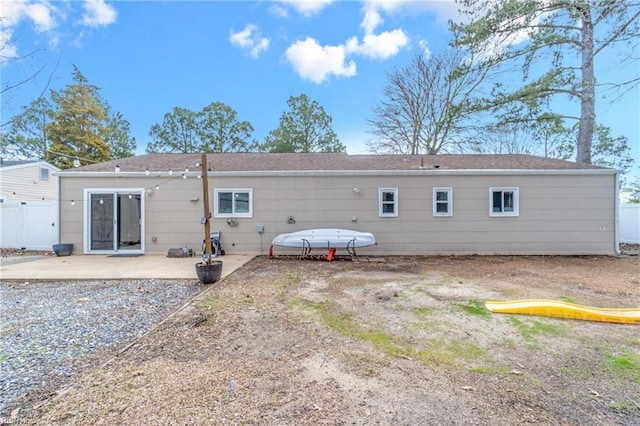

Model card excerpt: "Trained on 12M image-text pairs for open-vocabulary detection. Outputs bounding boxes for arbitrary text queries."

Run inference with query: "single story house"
[55,153,621,256]
[0,160,60,250]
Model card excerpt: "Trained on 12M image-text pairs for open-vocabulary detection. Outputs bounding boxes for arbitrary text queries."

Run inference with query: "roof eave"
[55,168,617,178]
[1,161,60,172]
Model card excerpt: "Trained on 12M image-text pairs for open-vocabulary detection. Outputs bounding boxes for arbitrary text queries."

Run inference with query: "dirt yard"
[21,253,640,425]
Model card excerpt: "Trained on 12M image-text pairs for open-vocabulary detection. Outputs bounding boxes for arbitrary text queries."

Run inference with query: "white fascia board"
[56,168,619,178]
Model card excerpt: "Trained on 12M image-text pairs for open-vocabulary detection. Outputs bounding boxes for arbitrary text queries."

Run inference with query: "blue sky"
[1,0,638,178]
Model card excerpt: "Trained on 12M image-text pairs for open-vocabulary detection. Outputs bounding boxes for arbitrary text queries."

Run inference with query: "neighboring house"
[0,160,60,250]
[56,153,620,256]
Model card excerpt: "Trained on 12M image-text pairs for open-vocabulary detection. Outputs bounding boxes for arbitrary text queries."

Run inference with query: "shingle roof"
[68,152,610,173]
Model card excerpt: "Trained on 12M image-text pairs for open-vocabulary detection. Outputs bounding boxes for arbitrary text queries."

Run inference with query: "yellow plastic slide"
[485,299,640,325]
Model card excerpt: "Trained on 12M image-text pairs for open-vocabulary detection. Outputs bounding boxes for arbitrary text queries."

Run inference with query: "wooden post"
[201,153,212,265]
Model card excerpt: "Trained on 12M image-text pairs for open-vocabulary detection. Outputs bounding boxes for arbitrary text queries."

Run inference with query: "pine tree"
[46,66,111,168]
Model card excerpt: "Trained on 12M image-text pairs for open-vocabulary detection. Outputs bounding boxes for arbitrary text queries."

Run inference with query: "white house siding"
[0,163,59,202]
[59,170,616,256]
[0,162,60,249]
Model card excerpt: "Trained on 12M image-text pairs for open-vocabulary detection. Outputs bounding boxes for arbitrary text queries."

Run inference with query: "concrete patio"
[0,254,255,280]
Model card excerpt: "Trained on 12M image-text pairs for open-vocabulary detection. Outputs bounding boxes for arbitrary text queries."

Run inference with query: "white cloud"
[0,0,58,31]
[230,24,270,59]
[0,1,22,26]
[361,4,382,34]
[0,29,17,63]
[346,29,408,60]
[283,1,411,82]
[268,4,289,18]
[344,2,408,60]
[81,0,117,27]
[278,0,333,17]
[0,0,59,63]
[23,1,57,32]
[365,0,462,24]
[418,39,431,58]
[285,37,356,83]
[0,0,116,64]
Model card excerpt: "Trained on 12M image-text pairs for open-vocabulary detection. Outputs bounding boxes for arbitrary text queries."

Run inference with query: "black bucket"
[53,243,73,256]
[195,260,223,284]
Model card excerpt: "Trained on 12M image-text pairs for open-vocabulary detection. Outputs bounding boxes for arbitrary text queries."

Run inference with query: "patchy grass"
[458,298,491,318]
[469,364,512,375]
[559,366,592,380]
[606,348,640,382]
[18,255,640,425]
[412,306,435,318]
[349,353,386,377]
[291,297,490,369]
[285,270,302,284]
[416,339,488,366]
[290,297,404,357]
[507,317,565,348]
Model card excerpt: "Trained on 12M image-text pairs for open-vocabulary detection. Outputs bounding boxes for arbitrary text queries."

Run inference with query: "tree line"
[0,66,344,169]
[1,0,637,194]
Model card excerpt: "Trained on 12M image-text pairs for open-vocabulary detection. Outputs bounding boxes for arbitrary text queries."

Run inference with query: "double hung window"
[489,187,519,217]
[433,187,452,217]
[214,189,253,218]
[379,188,398,217]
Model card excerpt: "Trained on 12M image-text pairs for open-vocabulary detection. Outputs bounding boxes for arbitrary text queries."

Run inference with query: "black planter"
[53,243,73,257]
[195,260,223,284]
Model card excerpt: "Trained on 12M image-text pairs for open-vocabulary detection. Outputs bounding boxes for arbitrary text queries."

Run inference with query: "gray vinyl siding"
[59,171,616,256]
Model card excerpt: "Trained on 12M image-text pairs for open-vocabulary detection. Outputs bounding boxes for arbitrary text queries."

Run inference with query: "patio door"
[86,189,144,254]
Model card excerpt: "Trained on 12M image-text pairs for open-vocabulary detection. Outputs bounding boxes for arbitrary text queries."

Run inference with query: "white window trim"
[40,167,50,181]
[433,187,453,217]
[489,187,519,217]
[379,187,398,217]
[214,188,253,218]
[83,188,145,255]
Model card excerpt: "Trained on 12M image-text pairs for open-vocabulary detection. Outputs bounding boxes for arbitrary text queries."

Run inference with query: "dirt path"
[23,254,640,425]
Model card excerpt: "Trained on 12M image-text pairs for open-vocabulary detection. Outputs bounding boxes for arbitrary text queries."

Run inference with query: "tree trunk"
[577,5,595,164]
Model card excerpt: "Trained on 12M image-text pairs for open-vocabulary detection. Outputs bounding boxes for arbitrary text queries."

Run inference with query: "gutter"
[54,168,619,178]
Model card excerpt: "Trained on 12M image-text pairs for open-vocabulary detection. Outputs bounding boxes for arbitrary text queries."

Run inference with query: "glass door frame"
[83,188,145,254]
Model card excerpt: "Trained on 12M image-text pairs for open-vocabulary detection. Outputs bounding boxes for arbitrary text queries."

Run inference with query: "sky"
[1,0,638,181]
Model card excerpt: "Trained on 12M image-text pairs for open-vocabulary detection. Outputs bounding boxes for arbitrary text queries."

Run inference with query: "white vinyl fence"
[0,201,58,250]
[619,204,640,244]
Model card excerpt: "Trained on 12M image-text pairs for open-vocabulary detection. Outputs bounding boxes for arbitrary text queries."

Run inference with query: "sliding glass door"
[86,189,144,254]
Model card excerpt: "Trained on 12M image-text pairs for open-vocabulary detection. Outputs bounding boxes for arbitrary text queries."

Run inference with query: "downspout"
[55,172,61,245]
[614,171,620,255]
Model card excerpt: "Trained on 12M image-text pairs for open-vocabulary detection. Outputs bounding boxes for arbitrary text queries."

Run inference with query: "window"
[433,187,452,217]
[379,188,398,217]
[214,189,252,218]
[40,168,49,181]
[489,187,519,217]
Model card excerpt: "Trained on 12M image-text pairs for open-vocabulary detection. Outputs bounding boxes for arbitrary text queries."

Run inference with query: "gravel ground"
[0,278,206,415]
